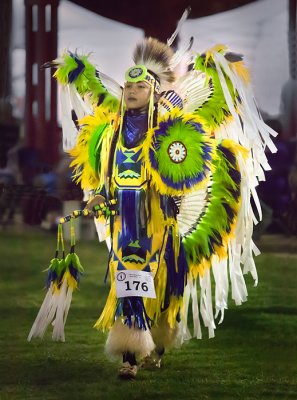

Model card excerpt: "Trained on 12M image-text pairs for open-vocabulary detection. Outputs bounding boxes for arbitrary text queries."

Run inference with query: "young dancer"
[29,27,277,379]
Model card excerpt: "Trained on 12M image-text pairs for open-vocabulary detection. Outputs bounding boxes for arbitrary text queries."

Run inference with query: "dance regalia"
[28,36,277,358]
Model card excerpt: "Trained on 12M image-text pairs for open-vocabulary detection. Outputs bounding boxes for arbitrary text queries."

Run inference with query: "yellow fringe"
[146,189,166,237]
[144,227,169,321]
[163,296,184,329]
[94,283,117,331]
[94,260,118,331]
[144,259,167,322]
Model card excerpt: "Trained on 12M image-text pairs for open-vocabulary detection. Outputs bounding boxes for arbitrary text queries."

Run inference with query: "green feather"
[56,259,67,280]
[65,252,84,273]
[88,123,107,173]
[156,119,208,184]
[70,253,84,274]
[183,143,241,264]
[194,53,236,129]
[54,53,119,112]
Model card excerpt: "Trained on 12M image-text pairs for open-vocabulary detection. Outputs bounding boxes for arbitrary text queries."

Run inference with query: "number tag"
[115,270,156,299]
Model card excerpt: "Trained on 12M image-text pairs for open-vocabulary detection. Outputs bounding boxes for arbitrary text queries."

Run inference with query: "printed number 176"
[125,280,148,292]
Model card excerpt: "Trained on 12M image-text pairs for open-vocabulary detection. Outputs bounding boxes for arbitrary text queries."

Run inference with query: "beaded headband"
[125,64,161,94]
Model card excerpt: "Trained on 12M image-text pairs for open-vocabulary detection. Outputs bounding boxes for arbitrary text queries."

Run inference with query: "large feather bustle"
[133,37,175,85]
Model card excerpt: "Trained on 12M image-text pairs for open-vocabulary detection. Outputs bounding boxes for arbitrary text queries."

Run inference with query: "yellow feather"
[221,138,249,160]
[64,270,78,290]
[68,106,115,191]
[205,44,227,64]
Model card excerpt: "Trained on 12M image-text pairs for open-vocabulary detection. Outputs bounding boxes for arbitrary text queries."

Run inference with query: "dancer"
[28,14,277,379]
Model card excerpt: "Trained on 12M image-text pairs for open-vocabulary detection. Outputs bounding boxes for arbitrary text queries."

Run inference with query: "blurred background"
[0,3,296,398]
[0,0,296,237]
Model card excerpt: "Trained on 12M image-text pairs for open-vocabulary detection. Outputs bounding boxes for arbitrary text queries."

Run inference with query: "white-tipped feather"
[170,37,193,72]
[94,218,109,242]
[175,70,213,113]
[177,187,208,236]
[60,85,79,151]
[52,278,68,341]
[29,288,59,339]
[27,287,54,341]
[28,278,76,342]
[167,7,191,47]
[44,292,60,335]
[98,71,122,100]
[68,85,92,119]
[62,286,74,333]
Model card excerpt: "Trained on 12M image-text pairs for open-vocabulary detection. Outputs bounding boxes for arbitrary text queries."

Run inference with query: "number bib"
[115,270,156,299]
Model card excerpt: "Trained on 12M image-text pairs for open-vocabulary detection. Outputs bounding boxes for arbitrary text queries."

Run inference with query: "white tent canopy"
[58,0,144,85]
[180,0,289,117]
[12,0,288,118]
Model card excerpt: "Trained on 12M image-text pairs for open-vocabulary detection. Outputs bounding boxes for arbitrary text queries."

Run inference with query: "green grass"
[0,229,296,400]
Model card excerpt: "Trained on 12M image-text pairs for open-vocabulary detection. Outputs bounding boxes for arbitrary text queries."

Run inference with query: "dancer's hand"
[84,195,106,216]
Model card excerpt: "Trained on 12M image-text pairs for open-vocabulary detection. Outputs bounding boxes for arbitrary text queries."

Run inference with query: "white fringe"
[180,283,192,343]
[228,241,248,306]
[199,269,216,338]
[212,256,229,323]
[179,49,278,338]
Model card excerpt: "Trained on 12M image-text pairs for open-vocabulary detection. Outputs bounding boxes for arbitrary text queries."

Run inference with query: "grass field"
[0,228,296,400]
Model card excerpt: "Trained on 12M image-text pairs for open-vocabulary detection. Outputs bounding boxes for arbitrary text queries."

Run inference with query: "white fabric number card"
[115,270,156,298]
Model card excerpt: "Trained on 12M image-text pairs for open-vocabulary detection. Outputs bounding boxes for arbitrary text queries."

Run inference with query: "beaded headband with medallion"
[125,64,161,94]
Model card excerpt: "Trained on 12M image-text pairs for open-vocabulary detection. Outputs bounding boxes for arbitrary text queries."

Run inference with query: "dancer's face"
[124,81,151,111]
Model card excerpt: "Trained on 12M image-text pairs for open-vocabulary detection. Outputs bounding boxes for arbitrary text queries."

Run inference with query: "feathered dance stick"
[28,221,84,342]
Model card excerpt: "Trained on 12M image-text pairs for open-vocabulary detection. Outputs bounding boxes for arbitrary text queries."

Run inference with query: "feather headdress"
[132,37,176,87]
